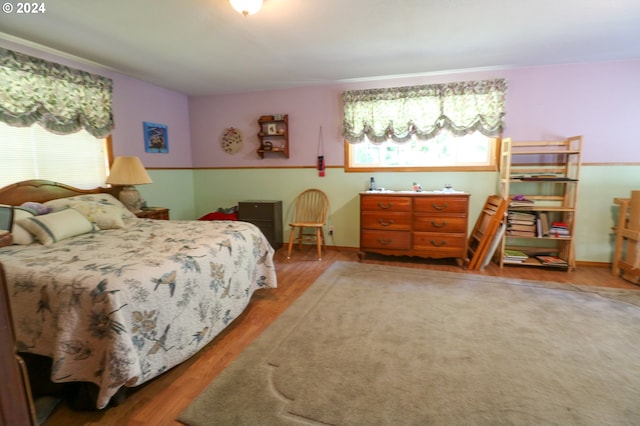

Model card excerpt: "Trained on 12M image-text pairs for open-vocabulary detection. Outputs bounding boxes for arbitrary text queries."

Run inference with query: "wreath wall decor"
[221,127,243,154]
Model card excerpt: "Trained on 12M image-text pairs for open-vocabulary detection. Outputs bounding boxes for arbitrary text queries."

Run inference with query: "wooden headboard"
[0,180,119,206]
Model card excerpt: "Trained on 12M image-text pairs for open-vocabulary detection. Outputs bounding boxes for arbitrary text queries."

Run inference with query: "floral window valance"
[342,78,507,144]
[0,47,114,138]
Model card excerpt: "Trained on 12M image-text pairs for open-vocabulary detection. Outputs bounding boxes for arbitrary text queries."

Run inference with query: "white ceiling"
[1,0,640,96]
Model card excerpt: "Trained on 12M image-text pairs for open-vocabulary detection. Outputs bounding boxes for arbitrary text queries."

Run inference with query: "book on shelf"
[509,200,535,208]
[507,230,537,237]
[538,212,550,237]
[549,233,571,239]
[529,174,559,178]
[508,211,537,220]
[504,249,528,260]
[536,255,568,265]
[508,223,537,232]
[503,257,527,264]
[511,173,578,182]
[511,174,559,180]
[509,195,534,208]
[520,175,578,182]
[536,255,569,268]
[505,250,527,259]
[509,218,536,225]
[547,220,569,237]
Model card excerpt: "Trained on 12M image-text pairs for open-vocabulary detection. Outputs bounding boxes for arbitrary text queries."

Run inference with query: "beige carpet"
[178,261,640,426]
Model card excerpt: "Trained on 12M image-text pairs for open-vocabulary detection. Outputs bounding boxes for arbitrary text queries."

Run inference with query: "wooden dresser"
[359,191,470,263]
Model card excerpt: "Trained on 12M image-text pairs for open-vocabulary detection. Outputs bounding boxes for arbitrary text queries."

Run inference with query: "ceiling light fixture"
[229,0,263,16]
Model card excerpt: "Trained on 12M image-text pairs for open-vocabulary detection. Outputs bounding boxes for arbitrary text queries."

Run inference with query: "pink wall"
[3,36,638,167]
[111,74,191,168]
[503,61,640,162]
[189,60,640,166]
[0,39,192,169]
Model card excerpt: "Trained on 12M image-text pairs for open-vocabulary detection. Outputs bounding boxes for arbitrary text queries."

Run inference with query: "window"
[342,79,506,172]
[0,47,115,190]
[345,130,499,172]
[0,122,111,189]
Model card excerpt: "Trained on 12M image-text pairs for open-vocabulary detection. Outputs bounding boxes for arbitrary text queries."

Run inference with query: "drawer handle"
[378,218,394,226]
[430,240,447,247]
[377,202,393,209]
[377,238,393,245]
[432,202,449,210]
[431,221,447,228]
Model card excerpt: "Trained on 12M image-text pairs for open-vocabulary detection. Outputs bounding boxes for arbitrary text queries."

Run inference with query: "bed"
[0,180,277,409]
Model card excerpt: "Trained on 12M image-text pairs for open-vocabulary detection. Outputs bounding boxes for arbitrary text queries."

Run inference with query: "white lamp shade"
[229,0,263,15]
[106,156,152,185]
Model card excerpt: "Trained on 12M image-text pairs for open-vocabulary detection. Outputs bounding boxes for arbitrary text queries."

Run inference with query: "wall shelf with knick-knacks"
[257,114,289,158]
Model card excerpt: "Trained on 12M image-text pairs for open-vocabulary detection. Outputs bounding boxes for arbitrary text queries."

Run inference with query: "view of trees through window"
[345,130,498,171]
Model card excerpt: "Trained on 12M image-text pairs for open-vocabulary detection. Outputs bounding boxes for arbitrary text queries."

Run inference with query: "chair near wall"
[287,189,329,260]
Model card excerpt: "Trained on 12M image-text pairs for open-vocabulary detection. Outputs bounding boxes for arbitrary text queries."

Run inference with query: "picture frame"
[144,122,169,153]
[266,123,277,135]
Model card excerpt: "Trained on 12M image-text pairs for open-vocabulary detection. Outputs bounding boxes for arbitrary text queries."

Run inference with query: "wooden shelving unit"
[257,114,289,158]
[497,136,582,270]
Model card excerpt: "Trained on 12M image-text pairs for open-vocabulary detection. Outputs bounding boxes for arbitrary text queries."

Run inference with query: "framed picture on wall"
[266,123,277,135]
[144,122,169,153]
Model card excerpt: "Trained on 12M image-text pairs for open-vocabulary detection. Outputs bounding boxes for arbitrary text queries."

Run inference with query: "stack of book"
[549,221,570,238]
[506,211,537,237]
[503,249,529,263]
[536,255,569,268]
[509,195,534,208]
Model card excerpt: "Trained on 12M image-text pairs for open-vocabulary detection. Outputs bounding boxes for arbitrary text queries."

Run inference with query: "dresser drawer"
[413,196,468,214]
[361,212,411,231]
[238,201,281,220]
[412,232,467,254]
[413,214,467,233]
[361,230,411,250]
[361,196,412,212]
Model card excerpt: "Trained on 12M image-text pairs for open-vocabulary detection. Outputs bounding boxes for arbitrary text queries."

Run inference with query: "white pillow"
[44,193,136,229]
[0,205,36,245]
[18,208,97,245]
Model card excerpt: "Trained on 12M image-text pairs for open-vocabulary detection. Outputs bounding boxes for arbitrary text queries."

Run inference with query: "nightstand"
[0,231,12,247]
[135,207,170,220]
[238,200,282,249]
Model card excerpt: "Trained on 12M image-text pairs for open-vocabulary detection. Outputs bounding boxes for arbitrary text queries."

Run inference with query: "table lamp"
[106,156,152,213]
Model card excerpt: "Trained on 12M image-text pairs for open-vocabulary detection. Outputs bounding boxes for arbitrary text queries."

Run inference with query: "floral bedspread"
[0,219,277,409]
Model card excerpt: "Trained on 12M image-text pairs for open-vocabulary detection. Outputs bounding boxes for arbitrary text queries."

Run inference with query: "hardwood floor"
[43,247,638,426]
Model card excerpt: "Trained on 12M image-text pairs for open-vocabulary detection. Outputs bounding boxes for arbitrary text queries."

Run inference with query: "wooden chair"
[287,189,329,260]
